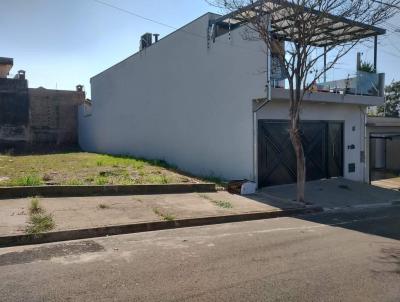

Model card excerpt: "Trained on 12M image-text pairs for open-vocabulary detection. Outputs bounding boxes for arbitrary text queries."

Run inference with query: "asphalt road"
[0,206,399,302]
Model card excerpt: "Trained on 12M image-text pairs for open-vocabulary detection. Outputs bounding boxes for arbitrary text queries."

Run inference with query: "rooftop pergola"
[209,0,386,70]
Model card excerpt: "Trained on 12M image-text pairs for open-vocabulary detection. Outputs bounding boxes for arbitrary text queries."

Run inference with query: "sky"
[1,0,400,98]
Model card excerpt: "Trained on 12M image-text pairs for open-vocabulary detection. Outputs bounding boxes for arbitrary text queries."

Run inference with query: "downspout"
[360,105,368,183]
[252,13,272,185]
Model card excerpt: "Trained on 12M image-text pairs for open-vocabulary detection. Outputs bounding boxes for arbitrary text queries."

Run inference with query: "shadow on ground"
[245,178,400,241]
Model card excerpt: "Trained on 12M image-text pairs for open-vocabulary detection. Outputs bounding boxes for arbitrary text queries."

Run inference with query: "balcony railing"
[316,71,385,97]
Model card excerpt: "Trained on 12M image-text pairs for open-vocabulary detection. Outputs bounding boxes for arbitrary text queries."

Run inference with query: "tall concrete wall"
[79,13,267,180]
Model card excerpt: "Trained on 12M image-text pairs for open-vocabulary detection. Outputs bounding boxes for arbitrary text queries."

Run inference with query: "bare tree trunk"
[289,124,306,203]
[289,77,306,203]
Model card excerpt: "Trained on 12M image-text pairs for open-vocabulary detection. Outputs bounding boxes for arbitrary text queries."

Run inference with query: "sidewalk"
[0,191,310,238]
[263,178,400,210]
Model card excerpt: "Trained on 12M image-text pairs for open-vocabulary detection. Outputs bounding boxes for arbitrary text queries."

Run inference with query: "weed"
[153,208,175,221]
[26,213,55,234]
[98,203,110,209]
[65,179,85,185]
[12,175,43,186]
[199,194,233,209]
[29,197,43,215]
[212,200,233,209]
[95,176,109,185]
[143,174,169,184]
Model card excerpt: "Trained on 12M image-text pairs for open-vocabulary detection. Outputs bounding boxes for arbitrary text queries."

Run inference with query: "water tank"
[140,33,153,50]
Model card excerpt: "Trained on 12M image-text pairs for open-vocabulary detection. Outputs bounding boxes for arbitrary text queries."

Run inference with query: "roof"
[0,57,13,66]
[210,0,386,47]
[367,116,400,127]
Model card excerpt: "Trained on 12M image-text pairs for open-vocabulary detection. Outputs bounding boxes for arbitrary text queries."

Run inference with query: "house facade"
[79,12,384,187]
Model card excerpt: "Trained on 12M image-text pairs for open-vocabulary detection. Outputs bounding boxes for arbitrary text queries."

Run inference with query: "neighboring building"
[79,8,386,187]
[0,58,85,151]
[367,116,400,181]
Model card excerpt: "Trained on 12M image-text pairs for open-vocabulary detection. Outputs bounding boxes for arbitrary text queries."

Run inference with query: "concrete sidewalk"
[263,178,400,209]
[0,191,305,237]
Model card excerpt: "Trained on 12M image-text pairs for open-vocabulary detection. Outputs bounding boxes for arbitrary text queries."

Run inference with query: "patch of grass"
[142,174,169,184]
[65,179,85,185]
[98,203,110,209]
[26,213,55,234]
[94,176,109,185]
[29,197,43,215]
[153,208,175,221]
[211,200,233,209]
[93,154,146,170]
[25,197,55,235]
[0,152,204,186]
[12,174,43,186]
[199,194,233,209]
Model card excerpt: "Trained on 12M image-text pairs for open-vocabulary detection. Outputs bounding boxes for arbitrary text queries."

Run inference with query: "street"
[0,206,399,302]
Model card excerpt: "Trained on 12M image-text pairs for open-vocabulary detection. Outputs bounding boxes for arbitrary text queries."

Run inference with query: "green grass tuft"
[26,213,55,234]
[94,176,109,185]
[29,197,43,215]
[211,200,233,209]
[65,179,85,185]
[199,194,233,209]
[153,208,175,221]
[13,175,43,186]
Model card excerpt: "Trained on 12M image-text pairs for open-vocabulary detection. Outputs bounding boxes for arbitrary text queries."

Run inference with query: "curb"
[323,201,400,212]
[0,183,216,199]
[0,206,322,248]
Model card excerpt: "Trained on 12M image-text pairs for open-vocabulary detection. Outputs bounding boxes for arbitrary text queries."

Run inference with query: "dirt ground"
[0,152,205,187]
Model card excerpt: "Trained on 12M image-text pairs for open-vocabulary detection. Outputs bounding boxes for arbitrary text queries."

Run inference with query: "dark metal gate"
[258,120,343,187]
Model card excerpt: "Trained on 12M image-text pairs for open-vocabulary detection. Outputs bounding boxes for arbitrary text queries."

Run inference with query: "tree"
[207,0,399,202]
[377,81,400,117]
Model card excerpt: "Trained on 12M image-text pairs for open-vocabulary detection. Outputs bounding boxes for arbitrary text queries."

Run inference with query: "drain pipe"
[252,14,272,185]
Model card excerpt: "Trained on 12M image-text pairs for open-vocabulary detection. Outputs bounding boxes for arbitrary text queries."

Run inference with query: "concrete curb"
[0,206,322,247]
[0,183,216,199]
[323,201,400,212]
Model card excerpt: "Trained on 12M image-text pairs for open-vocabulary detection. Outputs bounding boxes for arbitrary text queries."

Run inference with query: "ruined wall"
[0,84,84,151]
[0,78,29,150]
[28,88,84,146]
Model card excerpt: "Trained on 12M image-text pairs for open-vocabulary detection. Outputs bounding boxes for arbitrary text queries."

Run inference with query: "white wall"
[256,101,367,182]
[79,13,267,180]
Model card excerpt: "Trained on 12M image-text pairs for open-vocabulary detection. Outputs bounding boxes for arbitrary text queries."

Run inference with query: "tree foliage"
[377,81,400,117]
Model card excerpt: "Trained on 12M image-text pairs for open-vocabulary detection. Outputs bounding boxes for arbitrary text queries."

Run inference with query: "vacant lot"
[0,152,203,186]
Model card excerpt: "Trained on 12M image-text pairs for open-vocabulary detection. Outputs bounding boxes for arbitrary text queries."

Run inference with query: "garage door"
[258,120,343,187]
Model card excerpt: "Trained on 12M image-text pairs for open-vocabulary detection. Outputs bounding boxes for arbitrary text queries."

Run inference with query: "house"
[367,116,400,181]
[79,4,386,187]
[0,57,85,152]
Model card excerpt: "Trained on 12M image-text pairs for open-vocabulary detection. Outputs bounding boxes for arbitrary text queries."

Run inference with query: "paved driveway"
[372,176,400,190]
[262,178,400,208]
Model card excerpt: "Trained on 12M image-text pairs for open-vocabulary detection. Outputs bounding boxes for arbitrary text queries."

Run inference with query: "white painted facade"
[79,13,381,184]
